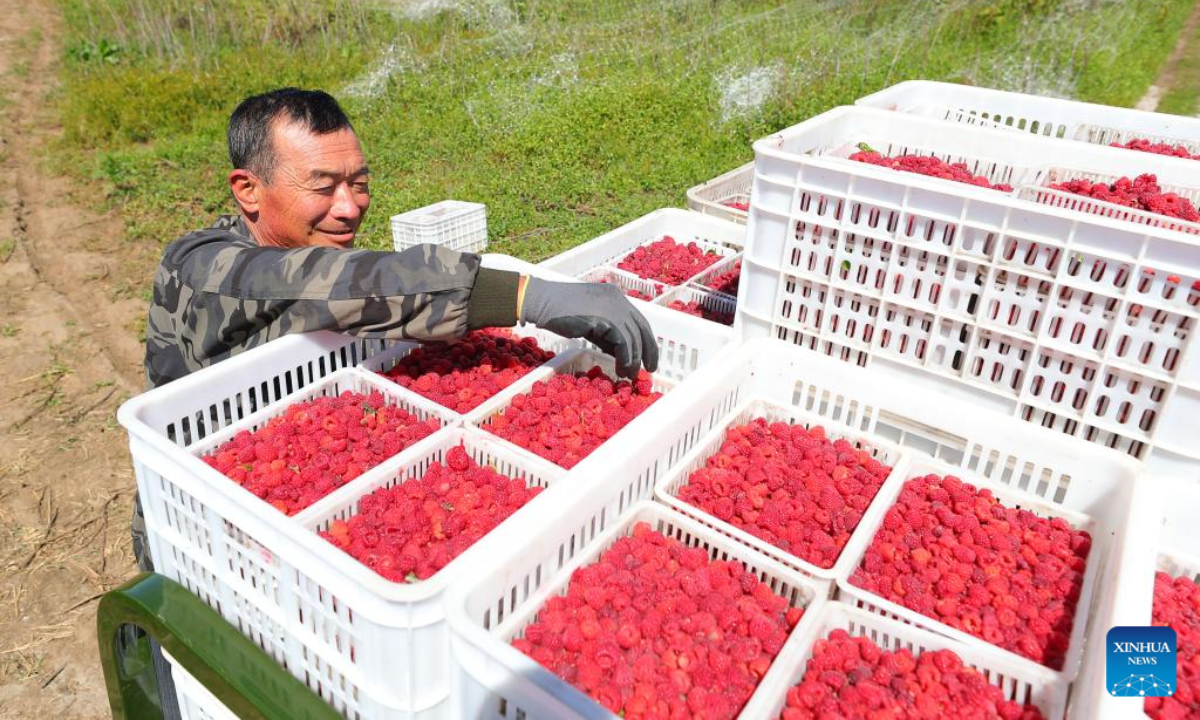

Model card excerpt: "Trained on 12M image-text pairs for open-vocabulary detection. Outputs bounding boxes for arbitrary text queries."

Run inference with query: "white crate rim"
[686,162,755,223]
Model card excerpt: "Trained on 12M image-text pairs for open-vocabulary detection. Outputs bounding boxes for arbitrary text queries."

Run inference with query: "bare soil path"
[0,1,160,717]
[1137,0,1200,113]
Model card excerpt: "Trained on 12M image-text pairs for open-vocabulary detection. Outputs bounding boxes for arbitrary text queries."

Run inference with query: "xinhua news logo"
[1106,626,1177,697]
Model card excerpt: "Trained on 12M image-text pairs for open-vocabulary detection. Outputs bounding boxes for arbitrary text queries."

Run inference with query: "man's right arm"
[162,229,518,339]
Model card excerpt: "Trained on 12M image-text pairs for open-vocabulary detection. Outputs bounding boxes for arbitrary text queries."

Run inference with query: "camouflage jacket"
[144,215,518,388]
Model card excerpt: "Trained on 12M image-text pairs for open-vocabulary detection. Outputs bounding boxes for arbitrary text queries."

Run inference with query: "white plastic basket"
[656,283,737,326]
[391,200,487,254]
[1018,167,1200,237]
[655,396,908,580]
[451,339,1143,720]
[738,602,1067,720]
[856,80,1200,149]
[289,426,567,712]
[834,454,1102,682]
[692,253,742,296]
[686,162,755,224]
[538,208,745,277]
[742,106,1200,483]
[448,501,830,720]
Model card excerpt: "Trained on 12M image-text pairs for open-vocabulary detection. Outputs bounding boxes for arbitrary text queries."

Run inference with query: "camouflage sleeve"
[144,227,518,387]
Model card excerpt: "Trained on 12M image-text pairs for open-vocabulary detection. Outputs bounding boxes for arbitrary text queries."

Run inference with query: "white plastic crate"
[165,651,241,720]
[1018,167,1200,237]
[655,283,737,326]
[450,339,1144,719]
[834,454,1102,682]
[289,426,567,712]
[742,106,1200,483]
[738,602,1067,720]
[856,80,1200,151]
[686,162,755,224]
[1079,477,1200,720]
[130,367,463,717]
[632,339,1130,685]
[654,396,909,580]
[448,501,830,720]
[134,421,567,718]
[538,208,744,277]
[391,200,487,254]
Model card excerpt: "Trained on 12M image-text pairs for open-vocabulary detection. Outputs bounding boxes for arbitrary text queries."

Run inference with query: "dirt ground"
[0,1,1196,719]
[0,1,157,718]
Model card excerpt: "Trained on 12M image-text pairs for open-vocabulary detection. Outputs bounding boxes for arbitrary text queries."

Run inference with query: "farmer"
[143,87,657,390]
[132,87,658,714]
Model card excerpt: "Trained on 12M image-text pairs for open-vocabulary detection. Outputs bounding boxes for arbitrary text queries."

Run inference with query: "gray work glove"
[520,277,659,379]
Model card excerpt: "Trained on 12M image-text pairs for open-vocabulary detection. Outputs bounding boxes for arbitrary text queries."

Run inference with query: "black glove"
[520,277,659,379]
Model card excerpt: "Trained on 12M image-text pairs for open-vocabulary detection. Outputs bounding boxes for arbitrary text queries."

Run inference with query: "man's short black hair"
[228,88,354,182]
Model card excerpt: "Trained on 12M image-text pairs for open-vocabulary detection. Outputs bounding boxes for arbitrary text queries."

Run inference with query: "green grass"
[54,0,1197,262]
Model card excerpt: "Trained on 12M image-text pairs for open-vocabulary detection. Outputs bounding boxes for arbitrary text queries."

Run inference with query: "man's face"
[253,119,371,249]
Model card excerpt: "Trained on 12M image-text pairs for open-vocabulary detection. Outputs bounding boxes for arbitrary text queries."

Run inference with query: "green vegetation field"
[56,0,1196,261]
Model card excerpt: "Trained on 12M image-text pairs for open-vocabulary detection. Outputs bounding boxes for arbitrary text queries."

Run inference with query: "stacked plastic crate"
[119,256,733,720]
[121,82,1200,720]
[446,86,1200,720]
[737,105,1199,485]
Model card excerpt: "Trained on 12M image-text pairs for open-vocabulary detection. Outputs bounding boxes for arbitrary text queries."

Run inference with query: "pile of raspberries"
[618,237,725,286]
[1048,173,1200,223]
[202,391,440,515]
[677,419,892,569]
[778,630,1045,719]
[850,147,1014,192]
[703,260,741,297]
[1145,571,1200,719]
[849,474,1091,670]
[513,521,802,719]
[379,330,556,414]
[1112,138,1199,161]
[485,366,661,469]
[319,445,541,582]
[667,299,735,326]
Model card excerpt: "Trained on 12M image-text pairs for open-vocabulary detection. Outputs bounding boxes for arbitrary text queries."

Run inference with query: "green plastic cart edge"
[98,572,342,720]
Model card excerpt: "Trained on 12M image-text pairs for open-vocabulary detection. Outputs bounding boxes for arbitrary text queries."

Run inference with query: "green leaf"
[405,572,420,583]
[841,260,852,272]
[856,142,878,154]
